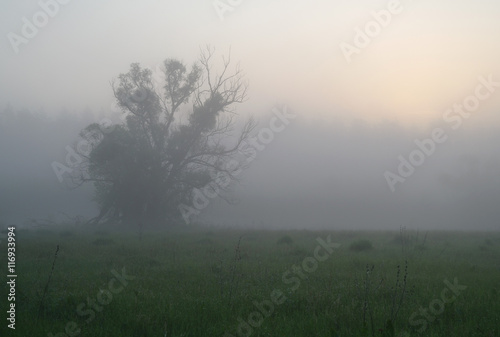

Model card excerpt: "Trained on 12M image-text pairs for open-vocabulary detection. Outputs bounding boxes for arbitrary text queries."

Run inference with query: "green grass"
[0,226,499,336]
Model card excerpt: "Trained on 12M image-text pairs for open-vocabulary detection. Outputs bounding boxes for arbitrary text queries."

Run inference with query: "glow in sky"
[1,0,499,126]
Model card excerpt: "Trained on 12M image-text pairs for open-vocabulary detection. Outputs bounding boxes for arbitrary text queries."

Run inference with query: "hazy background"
[1,0,500,230]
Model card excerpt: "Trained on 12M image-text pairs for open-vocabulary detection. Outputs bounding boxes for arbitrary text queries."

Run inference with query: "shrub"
[349,239,373,252]
[92,238,114,246]
[59,230,74,238]
[277,235,293,245]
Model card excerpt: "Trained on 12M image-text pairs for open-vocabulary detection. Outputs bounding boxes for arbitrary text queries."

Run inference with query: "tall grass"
[0,227,498,336]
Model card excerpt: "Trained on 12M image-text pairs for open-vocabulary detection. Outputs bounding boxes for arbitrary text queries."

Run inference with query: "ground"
[0,226,499,336]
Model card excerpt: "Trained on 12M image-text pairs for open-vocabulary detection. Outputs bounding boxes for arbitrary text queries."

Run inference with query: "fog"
[2,106,499,230]
[203,116,500,230]
[1,0,500,231]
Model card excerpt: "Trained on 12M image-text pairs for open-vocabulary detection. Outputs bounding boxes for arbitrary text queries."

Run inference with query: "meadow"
[1,225,499,337]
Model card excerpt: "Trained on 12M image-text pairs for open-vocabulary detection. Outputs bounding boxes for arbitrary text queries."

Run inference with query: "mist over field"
[1,1,500,231]
[1,107,499,230]
[2,3,500,337]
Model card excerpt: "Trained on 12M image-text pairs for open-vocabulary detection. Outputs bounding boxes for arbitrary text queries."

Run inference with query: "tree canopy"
[74,48,255,226]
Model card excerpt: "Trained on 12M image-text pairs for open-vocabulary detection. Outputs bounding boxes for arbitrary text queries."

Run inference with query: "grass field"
[1,225,499,336]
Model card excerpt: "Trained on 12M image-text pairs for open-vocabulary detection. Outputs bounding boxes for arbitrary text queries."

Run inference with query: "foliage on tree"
[74,47,255,226]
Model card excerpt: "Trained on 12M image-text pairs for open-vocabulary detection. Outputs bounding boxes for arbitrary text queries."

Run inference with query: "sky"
[1,0,500,230]
[2,0,500,125]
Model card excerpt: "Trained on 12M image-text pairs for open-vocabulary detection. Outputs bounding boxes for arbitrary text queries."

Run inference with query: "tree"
[74,47,255,226]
